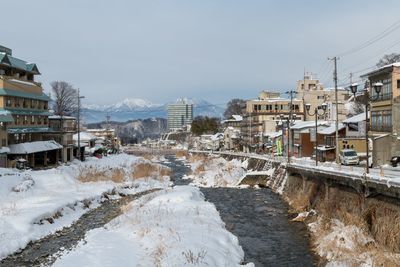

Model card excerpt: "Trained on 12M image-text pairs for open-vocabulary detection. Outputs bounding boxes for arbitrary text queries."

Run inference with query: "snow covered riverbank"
[0,154,170,259]
[185,155,247,187]
[53,186,253,267]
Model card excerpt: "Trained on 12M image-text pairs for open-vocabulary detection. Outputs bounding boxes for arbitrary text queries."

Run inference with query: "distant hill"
[81,98,224,123]
[86,118,167,144]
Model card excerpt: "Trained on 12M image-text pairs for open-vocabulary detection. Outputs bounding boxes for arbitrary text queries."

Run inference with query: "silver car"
[339,149,360,165]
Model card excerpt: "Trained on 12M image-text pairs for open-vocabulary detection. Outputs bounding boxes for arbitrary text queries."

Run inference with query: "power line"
[337,18,400,57]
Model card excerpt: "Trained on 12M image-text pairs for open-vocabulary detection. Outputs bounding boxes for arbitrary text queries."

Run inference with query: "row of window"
[371,110,392,132]
[253,104,300,112]
[13,115,48,126]
[5,97,48,110]
[370,78,400,101]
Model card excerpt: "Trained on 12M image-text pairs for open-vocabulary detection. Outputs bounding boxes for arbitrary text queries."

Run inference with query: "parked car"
[339,149,360,165]
[390,156,400,167]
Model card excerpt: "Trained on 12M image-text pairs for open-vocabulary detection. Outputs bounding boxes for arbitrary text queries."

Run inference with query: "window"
[397,79,400,89]
[6,98,12,107]
[31,116,35,124]
[317,95,325,100]
[24,116,28,124]
[1,139,5,147]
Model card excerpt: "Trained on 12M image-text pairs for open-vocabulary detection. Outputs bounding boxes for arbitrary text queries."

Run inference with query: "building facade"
[362,63,400,165]
[46,116,76,162]
[243,91,304,146]
[167,98,193,131]
[0,45,60,167]
[296,73,350,122]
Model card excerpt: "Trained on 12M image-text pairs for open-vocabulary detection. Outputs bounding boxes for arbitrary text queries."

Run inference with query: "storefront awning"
[8,140,62,155]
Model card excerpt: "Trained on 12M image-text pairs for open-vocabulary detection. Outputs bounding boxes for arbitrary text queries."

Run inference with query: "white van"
[339,149,360,165]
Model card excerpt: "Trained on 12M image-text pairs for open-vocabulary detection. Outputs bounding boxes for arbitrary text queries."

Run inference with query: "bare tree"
[376,53,400,68]
[51,81,78,116]
[223,98,246,119]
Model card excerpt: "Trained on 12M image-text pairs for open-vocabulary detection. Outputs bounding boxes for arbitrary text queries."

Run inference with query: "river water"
[1,155,316,267]
[165,155,317,266]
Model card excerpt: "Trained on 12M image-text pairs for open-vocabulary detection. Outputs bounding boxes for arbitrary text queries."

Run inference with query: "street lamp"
[275,116,285,157]
[349,81,382,174]
[305,103,327,166]
[275,113,297,160]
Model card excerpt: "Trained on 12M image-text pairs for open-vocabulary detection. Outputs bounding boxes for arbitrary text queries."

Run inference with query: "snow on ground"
[53,186,253,267]
[0,154,170,260]
[186,156,247,187]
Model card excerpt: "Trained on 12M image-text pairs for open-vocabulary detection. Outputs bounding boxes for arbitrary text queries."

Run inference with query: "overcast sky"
[2,0,400,106]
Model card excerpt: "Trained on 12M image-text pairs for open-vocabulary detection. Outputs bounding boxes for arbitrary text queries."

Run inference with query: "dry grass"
[366,203,400,253]
[175,150,189,158]
[182,249,208,265]
[131,162,171,179]
[141,153,155,161]
[187,153,208,163]
[78,167,125,183]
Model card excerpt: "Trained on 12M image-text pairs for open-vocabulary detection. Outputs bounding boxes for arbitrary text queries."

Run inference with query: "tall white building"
[167,98,193,131]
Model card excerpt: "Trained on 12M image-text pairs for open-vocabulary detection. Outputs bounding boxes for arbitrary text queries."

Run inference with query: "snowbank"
[187,156,247,187]
[0,154,170,260]
[53,186,252,267]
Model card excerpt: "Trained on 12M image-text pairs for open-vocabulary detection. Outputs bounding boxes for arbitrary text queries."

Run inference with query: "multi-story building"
[0,45,61,167]
[167,98,193,131]
[361,63,400,165]
[296,73,350,121]
[46,116,76,162]
[243,91,304,146]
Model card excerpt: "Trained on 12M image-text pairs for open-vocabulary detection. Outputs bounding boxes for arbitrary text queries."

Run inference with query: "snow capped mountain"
[83,98,161,112]
[82,98,224,123]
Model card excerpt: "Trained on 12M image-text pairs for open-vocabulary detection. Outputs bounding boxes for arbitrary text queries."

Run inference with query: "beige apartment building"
[361,63,400,165]
[296,73,350,121]
[242,91,304,145]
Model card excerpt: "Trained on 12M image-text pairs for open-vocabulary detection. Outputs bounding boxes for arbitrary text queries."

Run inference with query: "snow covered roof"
[211,133,224,141]
[263,132,282,138]
[73,132,97,141]
[0,109,14,122]
[49,115,76,120]
[291,121,328,130]
[0,147,10,153]
[231,115,243,121]
[249,98,302,102]
[343,112,368,123]
[317,123,345,135]
[8,140,62,155]
[222,115,243,123]
[361,62,400,77]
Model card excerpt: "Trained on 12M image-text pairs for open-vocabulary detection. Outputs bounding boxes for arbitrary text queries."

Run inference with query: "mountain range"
[81,98,225,124]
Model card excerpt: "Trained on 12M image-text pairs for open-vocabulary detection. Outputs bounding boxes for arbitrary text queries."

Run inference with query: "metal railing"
[371,92,392,102]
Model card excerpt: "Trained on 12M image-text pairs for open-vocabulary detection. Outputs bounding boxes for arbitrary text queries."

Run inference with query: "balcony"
[371,92,392,102]
[370,125,392,132]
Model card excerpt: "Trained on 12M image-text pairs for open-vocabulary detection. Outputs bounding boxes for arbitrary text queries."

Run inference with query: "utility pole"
[329,57,340,164]
[286,90,296,164]
[77,89,85,161]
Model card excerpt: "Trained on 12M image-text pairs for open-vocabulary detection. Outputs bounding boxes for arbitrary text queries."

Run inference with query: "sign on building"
[310,128,316,142]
